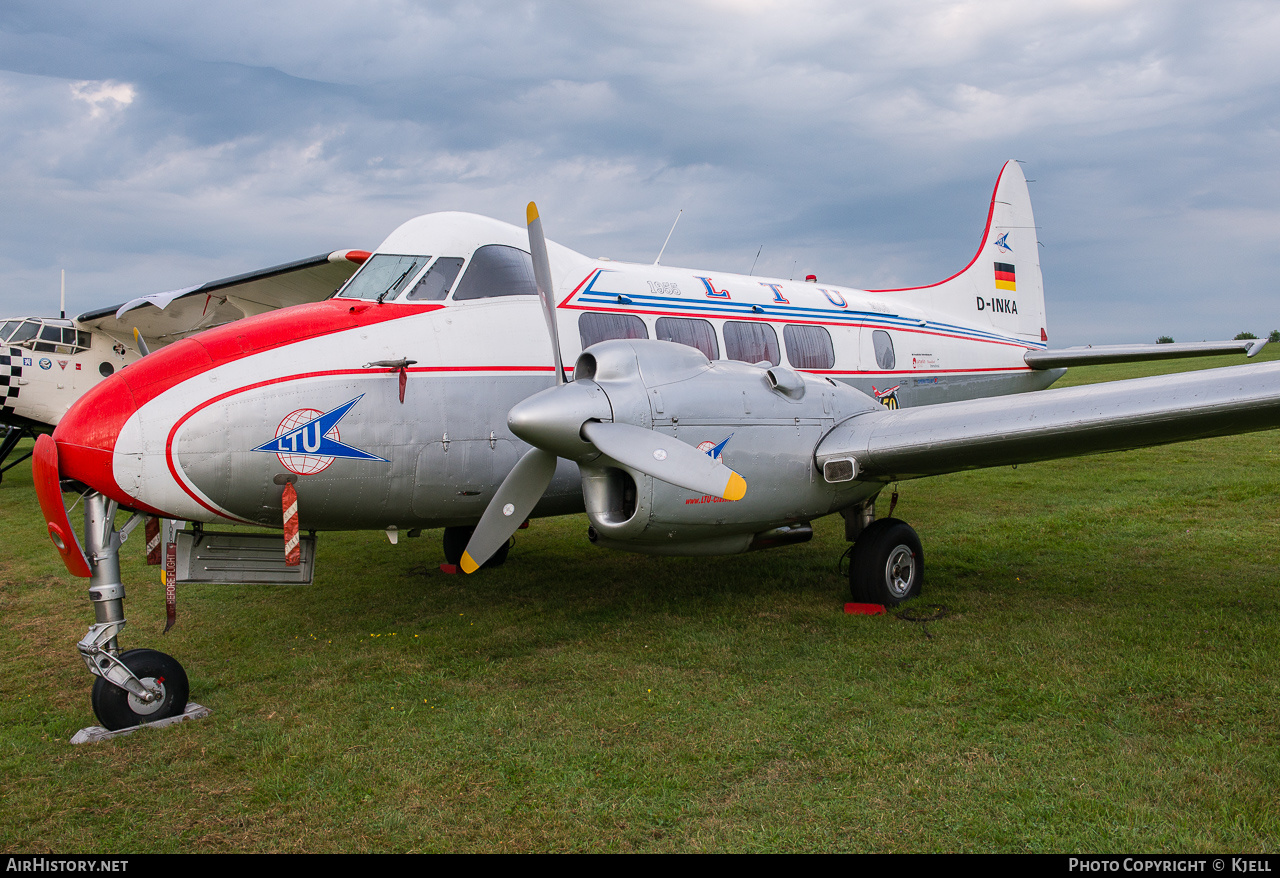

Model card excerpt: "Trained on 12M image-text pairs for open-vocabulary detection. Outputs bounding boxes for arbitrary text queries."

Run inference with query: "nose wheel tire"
[90,648,189,731]
[850,518,923,606]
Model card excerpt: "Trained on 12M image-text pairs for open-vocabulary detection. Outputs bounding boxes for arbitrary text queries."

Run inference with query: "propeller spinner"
[458,204,747,573]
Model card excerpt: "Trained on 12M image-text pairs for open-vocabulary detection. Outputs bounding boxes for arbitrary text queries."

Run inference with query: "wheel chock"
[844,602,886,615]
[70,702,213,744]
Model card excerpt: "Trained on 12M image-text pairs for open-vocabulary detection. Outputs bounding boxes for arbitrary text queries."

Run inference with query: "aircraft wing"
[815,360,1280,482]
[1025,339,1265,369]
[77,250,369,348]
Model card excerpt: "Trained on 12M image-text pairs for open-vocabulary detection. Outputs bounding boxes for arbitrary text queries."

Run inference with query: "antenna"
[654,209,682,265]
[60,269,66,319]
[748,245,762,276]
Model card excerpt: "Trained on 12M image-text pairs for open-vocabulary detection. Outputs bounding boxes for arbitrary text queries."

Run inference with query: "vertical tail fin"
[886,161,1048,345]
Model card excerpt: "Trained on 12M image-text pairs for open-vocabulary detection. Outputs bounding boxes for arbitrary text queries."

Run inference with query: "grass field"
[1,352,1278,852]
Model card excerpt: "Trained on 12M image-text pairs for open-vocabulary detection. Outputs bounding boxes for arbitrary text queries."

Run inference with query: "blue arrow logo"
[253,395,387,463]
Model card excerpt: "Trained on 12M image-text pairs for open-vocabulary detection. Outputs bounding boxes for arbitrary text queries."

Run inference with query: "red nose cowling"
[52,299,427,511]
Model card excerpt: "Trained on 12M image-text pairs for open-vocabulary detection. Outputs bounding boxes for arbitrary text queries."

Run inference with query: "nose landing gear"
[77,492,190,731]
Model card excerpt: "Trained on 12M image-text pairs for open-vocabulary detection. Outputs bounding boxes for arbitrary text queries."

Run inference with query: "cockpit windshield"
[0,318,91,354]
[335,254,431,301]
[332,246,537,303]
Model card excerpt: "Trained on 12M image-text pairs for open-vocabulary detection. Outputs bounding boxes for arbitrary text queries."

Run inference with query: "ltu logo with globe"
[273,408,341,475]
[252,395,388,476]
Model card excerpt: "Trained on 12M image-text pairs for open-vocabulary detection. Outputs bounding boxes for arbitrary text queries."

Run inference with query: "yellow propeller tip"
[526,202,539,225]
[724,472,747,502]
[459,552,479,574]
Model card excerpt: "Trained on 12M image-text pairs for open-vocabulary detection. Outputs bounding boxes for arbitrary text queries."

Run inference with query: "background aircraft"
[0,250,369,480]
[31,160,1280,731]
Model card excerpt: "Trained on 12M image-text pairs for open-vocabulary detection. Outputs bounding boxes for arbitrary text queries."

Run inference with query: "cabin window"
[452,245,538,300]
[655,317,719,360]
[404,257,464,301]
[723,321,780,365]
[872,330,896,370]
[337,254,430,301]
[579,312,648,348]
[783,324,835,370]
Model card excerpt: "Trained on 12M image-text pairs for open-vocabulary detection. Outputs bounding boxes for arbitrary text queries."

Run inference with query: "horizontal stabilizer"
[816,360,1280,481]
[1025,339,1266,370]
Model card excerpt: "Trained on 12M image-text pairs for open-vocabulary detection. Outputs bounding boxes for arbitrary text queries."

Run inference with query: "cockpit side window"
[404,257,465,301]
[336,254,430,301]
[452,245,538,300]
[0,320,18,343]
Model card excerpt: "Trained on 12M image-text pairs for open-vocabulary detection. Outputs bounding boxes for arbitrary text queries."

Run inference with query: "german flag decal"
[994,262,1016,291]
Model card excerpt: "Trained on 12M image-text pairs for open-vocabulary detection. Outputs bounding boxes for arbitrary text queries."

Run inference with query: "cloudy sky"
[1,0,1278,344]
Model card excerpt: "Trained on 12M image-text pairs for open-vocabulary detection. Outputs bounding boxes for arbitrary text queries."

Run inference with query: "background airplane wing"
[816,360,1280,482]
[77,249,369,348]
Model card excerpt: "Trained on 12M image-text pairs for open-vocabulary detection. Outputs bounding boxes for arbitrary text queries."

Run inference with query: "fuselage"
[52,207,1057,531]
[1,316,141,432]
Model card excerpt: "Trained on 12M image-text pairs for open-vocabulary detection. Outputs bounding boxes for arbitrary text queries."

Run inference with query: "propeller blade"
[132,327,151,357]
[580,420,746,501]
[459,447,558,574]
[527,202,566,384]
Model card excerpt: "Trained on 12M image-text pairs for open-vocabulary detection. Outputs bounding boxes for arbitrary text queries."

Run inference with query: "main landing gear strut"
[78,492,189,731]
[842,495,923,606]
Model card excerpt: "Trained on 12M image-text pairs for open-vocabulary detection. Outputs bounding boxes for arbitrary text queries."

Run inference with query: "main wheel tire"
[90,648,189,731]
[850,518,923,606]
[441,526,510,569]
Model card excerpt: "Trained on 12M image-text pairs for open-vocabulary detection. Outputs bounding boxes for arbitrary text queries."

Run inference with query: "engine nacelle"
[570,339,882,555]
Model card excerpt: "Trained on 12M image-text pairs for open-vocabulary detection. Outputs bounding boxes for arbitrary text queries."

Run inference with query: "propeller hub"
[508,379,613,460]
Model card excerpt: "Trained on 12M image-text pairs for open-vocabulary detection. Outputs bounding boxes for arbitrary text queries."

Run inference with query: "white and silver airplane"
[0,250,369,479]
[33,160,1279,731]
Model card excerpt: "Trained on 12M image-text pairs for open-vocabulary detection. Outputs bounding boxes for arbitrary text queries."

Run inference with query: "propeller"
[132,327,151,357]
[527,202,567,386]
[458,204,746,573]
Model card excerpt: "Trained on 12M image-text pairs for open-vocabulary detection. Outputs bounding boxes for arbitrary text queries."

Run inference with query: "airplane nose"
[53,334,215,510]
[52,369,141,505]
